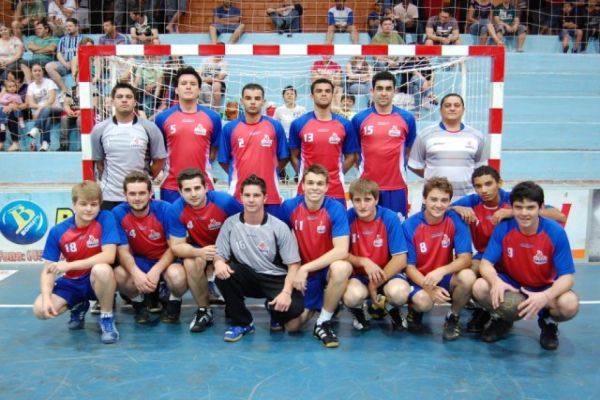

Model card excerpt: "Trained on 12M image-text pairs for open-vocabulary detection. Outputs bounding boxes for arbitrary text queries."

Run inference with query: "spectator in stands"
[200,51,228,112]
[425,8,461,45]
[12,0,47,38]
[165,0,188,33]
[367,1,384,38]
[345,56,373,96]
[371,17,404,73]
[48,0,77,36]
[583,0,600,52]
[21,20,59,83]
[70,37,95,84]
[492,0,527,52]
[274,85,306,183]
[130,9,160,44]
[326,0,359,44]
[209,1,245,44]
[2,69,28,151]
[404,56,436,116]
[0,23,24,81]
[154,56,185,116]
[74,0,91,33]
[45,17,83,95]
[114,0,137,33]
[99,19,130,45]
[60,83,80,151]
[393,0,424,43]
[333,93,356,119]
[539,0,564,35]
[0,78,25,151]
[267,0,303,35]
[559,2,584,53]
[133,56,164,119]
[26,62,63,151]
[311,55,343,108]
[467,0,503,45]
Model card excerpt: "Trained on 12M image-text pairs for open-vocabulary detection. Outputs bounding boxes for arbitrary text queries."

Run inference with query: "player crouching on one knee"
[343,179,411,331]
[33,181,123,344]
[403,177,476,340]
[472,181,579,350]
[112,171,188,326]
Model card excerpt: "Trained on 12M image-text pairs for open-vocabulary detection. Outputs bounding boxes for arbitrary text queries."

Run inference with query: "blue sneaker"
[224,324,254,342]
[68,301,90,330]
[99,315,120,344]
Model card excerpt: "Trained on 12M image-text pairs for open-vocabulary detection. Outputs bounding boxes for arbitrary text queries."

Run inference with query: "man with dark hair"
[99,18,130,44]
[45,17,83,94]
[155,67,222,204]
[209,0,245,44]
[214,174,305,342]
[21,20,59,83]
[473,181,579,350]
[326,0,359,44]
[91,82,167,210]
[425,8,461,45]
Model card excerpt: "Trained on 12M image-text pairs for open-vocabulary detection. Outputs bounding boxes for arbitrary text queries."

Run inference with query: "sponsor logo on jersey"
[238,138,245,148]
[0,200,48,245]
[533,250,548,265]
[373,234,383,248]
[86,235,100,248]
[465,140,476,150]
[260,134,273,147]
[316,222,326,234]
[148,230,161,240]
[182,118,195,123]
[441,234,451,248]
[328,132,341,144]
[128,229,136,238]
[194,123,207,136]
[130,135,145,148]
[208,218,222,231]
[187,221,194,229]
[257,241,270,255]
[388,125,401,137]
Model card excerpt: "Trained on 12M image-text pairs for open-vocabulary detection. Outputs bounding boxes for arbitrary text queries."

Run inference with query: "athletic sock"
[316,309,334,326]
[100,312,114,319]
[169,293,182,301]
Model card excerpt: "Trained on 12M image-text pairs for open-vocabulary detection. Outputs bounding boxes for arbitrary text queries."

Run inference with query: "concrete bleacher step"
[501,150,600,181]
[503,122,599,150]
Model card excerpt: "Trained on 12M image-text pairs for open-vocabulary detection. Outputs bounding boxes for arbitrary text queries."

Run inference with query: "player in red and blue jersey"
[343,179,410,331]
[289,78,359,206]
[473,181,579,350]
[33,181,122,344]
[167,168,242,333]
[154,67,222,203]
[280,164,351,348]
[218,83,288,215]
[112,171,188,325]
[403,177,475,340]
[351,71,416,218]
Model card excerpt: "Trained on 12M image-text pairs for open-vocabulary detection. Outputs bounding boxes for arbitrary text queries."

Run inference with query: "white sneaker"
[7,142,20,151]
[39,141,49,152]
[27,127,40,138]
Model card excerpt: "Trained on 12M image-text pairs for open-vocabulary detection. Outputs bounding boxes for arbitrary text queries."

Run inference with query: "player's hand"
[518,288,550,320]
[41,297,58,319]
[200,245,217,261]
[363,259,385,287]
[423,268,446,288]
[452,206,477,224]
[492,208,512,225]
[427,286,451,304]
[269,291,292,312]
[48,261,69,274]
[146,269,161,289]
[292,268,308,294]
[490,278,519,309]
[368,281,384,307]
[132,269,155,293]
[214,260,234,280]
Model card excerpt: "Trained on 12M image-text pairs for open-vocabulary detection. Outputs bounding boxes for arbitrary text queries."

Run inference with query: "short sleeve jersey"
[167,191,242,247]
[154,104,222,192]
[328,6,354,25]
[280,196,349,265]
[310,60,342,78]
[218,115,288,205]
[470,0,493,20]
[483,217,575,288]
[352,106,416,190]
[348,206,407,275]
[214,6,241,22]
[426,15,459,37]
[112,200,171,261]
[493,4,518,25]
[407,122,488,197]
[452,189,511,254]
[403,210,472,275]
[42,211,122,279]
[289,112,359,200]
[57,33,83,62]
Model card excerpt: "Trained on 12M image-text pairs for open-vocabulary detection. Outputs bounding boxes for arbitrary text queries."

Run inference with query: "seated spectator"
[154,55,185,116]
[2,69,28,151]
[165,0,188,33]
[21,20,59,83]
[12,0,47,38]
[60,83,80,151]
[492,0,527,52]
[345,55,372,95]
[48,0,77,36]
[114,0,137,33]
[70,36,95,83]
[425,8,461,45]
[310,55,343,107]
[75,0,91,33]
[559,2,584,52]
[367,1,384,39]
[393,0,424,43]
[274,85,306,137]
[130,9,160,44]
[333,93,356,119]
[0,79,25,151]
[266,0,303,35]
[0,23,24,81]
[26,62,63,151]
[99,19,130,45]
[45,18,83,95]
[403,56,436,115]
[371,17,404,73]
[200,52,228,112]
[133,56,163,119]
[583,0,600,52]
[326,0,359,44]
[540,0,564,35]
[209,1,245,44]
[467,0,502,45]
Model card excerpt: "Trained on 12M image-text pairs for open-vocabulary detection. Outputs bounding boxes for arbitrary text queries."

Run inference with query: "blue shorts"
[352,273,407,294]
[47,61,70,76]
[473,252,484,261]
[160,188,181,203]
[378,188,408,218]
[53,274,97,308]
[408,272,453,300]
[497,272,551,293]
[212,23,240,35]
[304,268,329,311]
[559,29,578,41]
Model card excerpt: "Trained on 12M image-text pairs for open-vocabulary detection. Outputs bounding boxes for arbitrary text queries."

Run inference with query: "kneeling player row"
[33,165,578,349]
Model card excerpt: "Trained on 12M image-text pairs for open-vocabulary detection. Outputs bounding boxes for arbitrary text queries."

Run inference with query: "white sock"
[169,293,182,301]
[316,309,334,326]
[131,294,143,302]
[100,312,113,319]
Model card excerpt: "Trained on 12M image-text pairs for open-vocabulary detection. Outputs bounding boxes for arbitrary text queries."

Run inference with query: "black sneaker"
[313,320,339,348]
[161,299,182,324]
[349,307,370,331]
[406,308,424,332]
[189,307,213,332]
[443,313,461,341]
[148,290,162,313]
[388,307,407,331]
[132,300,156,325]
[466,308,491,334]
[481,318,513,343]
[366,296,387,320]
[538,318,559,350]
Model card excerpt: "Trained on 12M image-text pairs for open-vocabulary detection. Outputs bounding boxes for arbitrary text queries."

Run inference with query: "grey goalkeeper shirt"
[216,212,301,276]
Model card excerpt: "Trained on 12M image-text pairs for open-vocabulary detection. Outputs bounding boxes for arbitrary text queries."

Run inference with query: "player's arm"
[117,244,157,293]
[169,235,215,260]
[519,273,575,320]
[270,262,300,312]
[407,165,424,177]
[342,152,358,173]
[422,252,472,287]
[346,252,385,284]
[39,261,60,318]
[290,148,300,172]
[49,244,117,274]
[540,207,567,224]
[150,158,165,179]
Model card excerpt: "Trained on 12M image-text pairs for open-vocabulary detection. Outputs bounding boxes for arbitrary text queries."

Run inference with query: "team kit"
[32,69,578,351]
